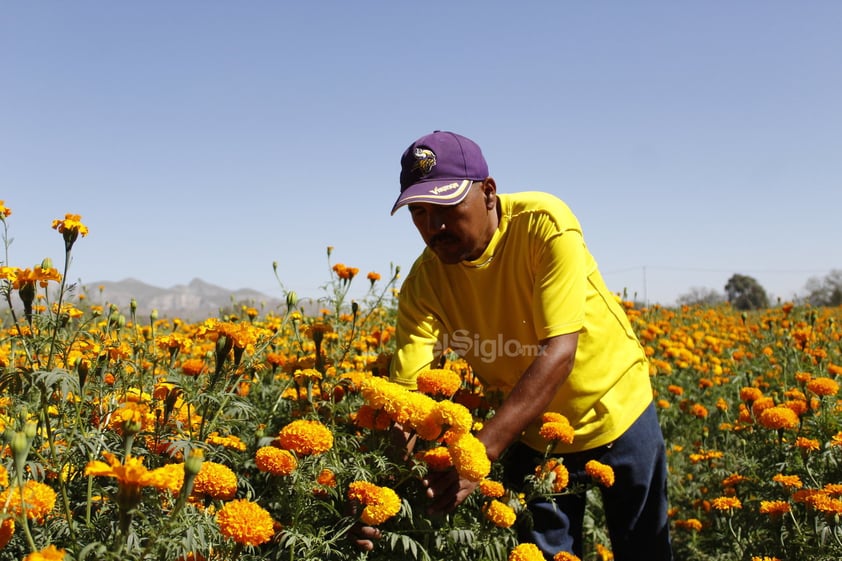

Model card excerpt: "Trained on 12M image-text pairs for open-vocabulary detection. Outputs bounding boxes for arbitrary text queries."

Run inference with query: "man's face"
[407,180,497,265]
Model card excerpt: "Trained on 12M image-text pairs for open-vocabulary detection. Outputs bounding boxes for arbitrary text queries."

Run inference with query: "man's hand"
[349,522,382,551]
[422,467,478,515]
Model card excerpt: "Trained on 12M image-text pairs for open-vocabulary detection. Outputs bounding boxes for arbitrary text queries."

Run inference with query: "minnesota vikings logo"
[412,148,436,175]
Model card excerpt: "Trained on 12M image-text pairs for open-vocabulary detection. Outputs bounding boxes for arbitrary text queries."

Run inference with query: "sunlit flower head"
[0,201,11,219]
[278,419,334,456]
[759,500,791,516]
[415,446,453,471]
[508,542,545,561]
[447,432,490,482]
[478,479,505,498]
[216,499,275,547]
[255,446,298,476]
[51,213,89,249]
[806,376,839,397]
[553,552,583,561]
[585,460,615,488]
[711,496,742,511]
[23,544,67,561]
[416,368,462,398]
[757,406,799,431]
[483,499,516,528]
[193,462,238,500]
[0,480,58,522]
[538,412,575,445]
[347,481,401,526]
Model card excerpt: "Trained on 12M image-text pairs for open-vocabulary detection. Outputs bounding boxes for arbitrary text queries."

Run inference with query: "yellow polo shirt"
[390,191,653,453]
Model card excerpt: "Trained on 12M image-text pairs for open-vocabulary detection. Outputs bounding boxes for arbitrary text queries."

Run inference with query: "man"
[386,130,672,560]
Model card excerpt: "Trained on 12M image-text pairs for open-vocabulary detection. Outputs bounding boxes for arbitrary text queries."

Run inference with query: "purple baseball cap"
[390,131,489,215]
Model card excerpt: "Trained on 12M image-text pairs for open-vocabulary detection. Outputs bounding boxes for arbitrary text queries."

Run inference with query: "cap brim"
[390,179,472,215]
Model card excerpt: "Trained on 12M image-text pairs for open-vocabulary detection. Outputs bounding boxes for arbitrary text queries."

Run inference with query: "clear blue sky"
[2,1,840,306]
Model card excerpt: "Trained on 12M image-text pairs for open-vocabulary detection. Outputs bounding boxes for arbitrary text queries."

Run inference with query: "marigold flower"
[538,412,575,445]
[181,358,207,377]
[585,460,615,488]
[483,499,516,528]
[759,500,790,516]
[674,518,703,532]
[0,480,57,522]
[315,468,337,489]
[278,419,334,456]
[554,552,582,561]
[772,473,802,489]
[216,499,275,546]
[0,201,11,218]
[689,403,708,419]
[0,517,14,549]
[23,544,66,561]
[416,368,462,397]
[145,463,185,495]
[795,437,820,453]
[711,496,742,511]
[255,446,298,476]
[447,432,491,482]
[0,464,8,487]
[193,462,238,500]
[750,557,781,561]
[508,542,545,561]
[416,446,454,471]
[757,406,799,430]
[347,481,401,525]
[431,400,473,436]
[806,376,839,397]
[479,479,506,498]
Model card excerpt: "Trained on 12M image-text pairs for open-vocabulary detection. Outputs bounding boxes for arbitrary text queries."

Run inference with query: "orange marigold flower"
[181,358,207,377]
[316,468,337,488]
[216,499,275,546]
[757,406,799,430]
[795,437,820,453]
[0,464,8,487]
[689,403,708,419]
[483,499,516,528]
[806,376,839,397]
[432,400,474,436]
[711,496,742,511]
[0,201,11,218]
[278,419,334,456]
[23,544,66,561]
[194,462,238,500]
[772,473,802,489]
[667,384,684,396]
[145,463,185,495]
[751,557,782,561]
[674,518,703,532]
[759,500,791,516]
[347,481,401,525]
[509,543,545,561]
[827,362,842,376]
[416,368,462,398]
[585,460,614,488]
[553,552,583,561]
[51,213,89,249]
[479,479,506,498]
[0,517,14,549]
[722,473,749,487]
[255,446,298,476]
[415,446,453,471]
[539,412,575,445]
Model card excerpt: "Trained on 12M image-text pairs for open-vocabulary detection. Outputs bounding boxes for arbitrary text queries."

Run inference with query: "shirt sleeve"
[389,286,443,389]
[532,227,589,340]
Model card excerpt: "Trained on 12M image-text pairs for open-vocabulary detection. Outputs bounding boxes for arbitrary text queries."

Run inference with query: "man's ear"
[482,177,497,209]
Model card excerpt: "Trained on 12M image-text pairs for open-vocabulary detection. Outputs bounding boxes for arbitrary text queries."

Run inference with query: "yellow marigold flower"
[146,463,185,495]
[206,432,247,452]
[431,400,473,435]
[759,500,790,516]
[85,452,152,493]
[674,518,703,532]
[194,462,238,500]
[711,496,742,511]
[479,479,505,498]
[750,557,781,561]
[483,499,516,528]
[508,543,545,561]
[554,552,583,561]
[51,213,88,250]
[255,446,298,476]
[415,446,453,471]
[447,432,491,482]
[0,480,57,522]
[347,481,401,525]
[773,473,802,489]
[585,460,615,488]
[0,516,14,548]
[0,464,8,488]
[757,406,799,430]
[23,544,66,561]
[416,368,462,398]
[278,419,334,456]
[216,499,275,547]
[806,376,839,397]
[0,201,11,218]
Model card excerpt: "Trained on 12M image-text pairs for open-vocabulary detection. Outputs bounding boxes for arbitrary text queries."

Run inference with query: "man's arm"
[424,331,578,514]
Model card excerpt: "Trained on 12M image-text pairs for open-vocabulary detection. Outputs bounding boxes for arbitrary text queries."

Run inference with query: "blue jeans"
[501,403,672,561]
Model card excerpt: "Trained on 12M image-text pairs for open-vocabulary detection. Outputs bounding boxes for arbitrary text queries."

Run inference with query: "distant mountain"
[76,278,285,321]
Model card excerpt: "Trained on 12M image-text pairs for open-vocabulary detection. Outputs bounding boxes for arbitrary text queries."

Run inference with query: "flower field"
[0,203,840,561]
